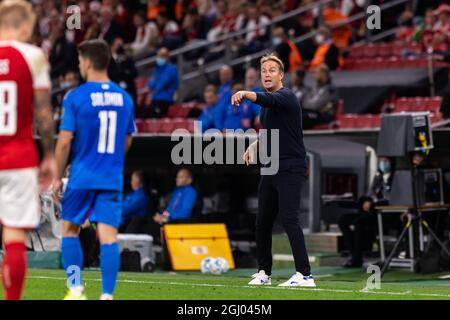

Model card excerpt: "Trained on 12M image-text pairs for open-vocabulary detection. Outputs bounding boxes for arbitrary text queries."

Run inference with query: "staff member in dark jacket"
[231,54,315,287]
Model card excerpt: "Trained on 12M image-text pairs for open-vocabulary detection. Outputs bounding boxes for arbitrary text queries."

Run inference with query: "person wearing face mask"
[309,26,344,71]
[146,47,179,118]
[338,157,400,268]
[272,26,303,74]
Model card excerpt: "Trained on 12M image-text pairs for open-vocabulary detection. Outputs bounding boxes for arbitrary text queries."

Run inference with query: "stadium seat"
[394,98,410,112]
[372,114,381,128]
[135,77,149,90]
[167,104,192,118]
[144,119,161,133]
[338,115,356,129]
[159,118,175,133]
[353,114,374,129]
[377,43,391,57]
[135,119,146,133]
[425,97,442,113]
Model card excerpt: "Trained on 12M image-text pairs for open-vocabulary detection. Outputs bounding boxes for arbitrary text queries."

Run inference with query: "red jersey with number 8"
[0,41,51,170]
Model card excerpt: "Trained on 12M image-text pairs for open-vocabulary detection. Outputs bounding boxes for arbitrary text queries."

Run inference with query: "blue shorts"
[61,189,122,228]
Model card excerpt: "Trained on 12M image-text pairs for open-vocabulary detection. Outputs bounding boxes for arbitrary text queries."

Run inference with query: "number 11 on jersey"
[98,110,117,154]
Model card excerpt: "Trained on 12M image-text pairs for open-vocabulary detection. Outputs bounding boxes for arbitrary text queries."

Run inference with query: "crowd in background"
[32,0,449,130]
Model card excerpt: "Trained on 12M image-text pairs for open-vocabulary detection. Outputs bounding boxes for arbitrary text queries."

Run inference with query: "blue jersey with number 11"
[60,81,135,191]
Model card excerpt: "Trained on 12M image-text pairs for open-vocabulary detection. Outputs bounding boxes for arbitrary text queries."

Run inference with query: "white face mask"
[272,37,282,46]
[315,34,325,44]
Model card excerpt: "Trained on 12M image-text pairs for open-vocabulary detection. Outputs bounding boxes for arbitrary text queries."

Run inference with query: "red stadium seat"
[349,45,365,59]
[363,44,377,58]
[144,119,161,133]
[135,77,148,90]
[377,43,392,57]
[168,105,192,118]
[410,97,426,112]
[425,97,442,113]
[338,115,356,129]
[372,114,382,128]
[159,118,175,133]
[394,98,410,112]
[135,119,146,133]
[311,124,329,130]
[353,114,374,129]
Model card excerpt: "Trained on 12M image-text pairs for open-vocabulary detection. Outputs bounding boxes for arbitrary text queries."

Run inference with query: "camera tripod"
[380,160,450,278]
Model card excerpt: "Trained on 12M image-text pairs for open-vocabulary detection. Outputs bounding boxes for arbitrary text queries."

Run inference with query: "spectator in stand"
[52,70,80,127]
[48,24,78,79]
[245,67,262,128]
[181,7,210,43]
[302,64,337,129]
[309,26,343,71]
[120,170,151,234]
[127,11,159,59]
[272,26,303,76]
[216,83,259,131]
[235,3,271,55]
[432,3,450,55]
[99,5,124,44]
[147,0,167,21]
[206,0,235,41]
[146,47,179,118]
[151,168,197,243]
[322,2,352,50]
[245,67,263,92]
[412,8,438,51]
[291,66,311,106]
[217,64,234,104]
[156,11,182,50]
[108,36,138,105]
[198,85,221,132]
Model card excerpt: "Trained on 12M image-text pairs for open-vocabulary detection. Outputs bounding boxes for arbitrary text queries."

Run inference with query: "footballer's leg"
[60,189,94,300]
[97,223,120,300]
[61,220,86,299]
[91,191,122,300]
[0,168,40,300]
[2,227,27,300]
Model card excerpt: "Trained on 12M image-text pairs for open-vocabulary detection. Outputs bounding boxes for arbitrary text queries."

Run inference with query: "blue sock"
[100,243,120,295]
[61,237,84,289]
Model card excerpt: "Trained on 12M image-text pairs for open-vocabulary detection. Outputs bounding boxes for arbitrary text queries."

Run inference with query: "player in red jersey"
[0,0,56,300]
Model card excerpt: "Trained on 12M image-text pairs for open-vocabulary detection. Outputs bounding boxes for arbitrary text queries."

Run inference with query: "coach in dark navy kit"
[231,54,315,287]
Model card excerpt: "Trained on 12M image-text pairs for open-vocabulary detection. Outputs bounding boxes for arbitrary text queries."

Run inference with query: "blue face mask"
[156,58,166,66]
[379,161,391,173]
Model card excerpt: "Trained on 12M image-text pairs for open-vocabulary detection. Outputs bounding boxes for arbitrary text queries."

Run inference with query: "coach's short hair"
[260,53,284,73]
[0,0,35,29]
[78,40,111,71]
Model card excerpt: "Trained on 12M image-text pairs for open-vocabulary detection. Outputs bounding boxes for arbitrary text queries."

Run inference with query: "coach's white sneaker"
[100,293,114,300]
[248,270,271,285]
[278,272,316,287]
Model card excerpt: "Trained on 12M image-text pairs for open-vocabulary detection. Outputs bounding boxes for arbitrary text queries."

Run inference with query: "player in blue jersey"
[53,40,135,300]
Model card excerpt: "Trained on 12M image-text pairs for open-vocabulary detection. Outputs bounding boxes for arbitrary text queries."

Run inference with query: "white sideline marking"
[27,275,450,298]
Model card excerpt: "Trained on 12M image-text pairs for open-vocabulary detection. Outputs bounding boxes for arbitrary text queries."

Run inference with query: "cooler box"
[163,224,235,271]
[118,234,155,270]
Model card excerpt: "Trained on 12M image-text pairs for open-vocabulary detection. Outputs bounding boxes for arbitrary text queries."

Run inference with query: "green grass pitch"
[2,267,450,300]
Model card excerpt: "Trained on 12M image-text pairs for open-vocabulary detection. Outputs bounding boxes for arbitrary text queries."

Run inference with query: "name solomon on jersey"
[90,91,125,107]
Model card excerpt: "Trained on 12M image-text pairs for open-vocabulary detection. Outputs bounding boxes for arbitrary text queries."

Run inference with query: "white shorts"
[0,168,40,229]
